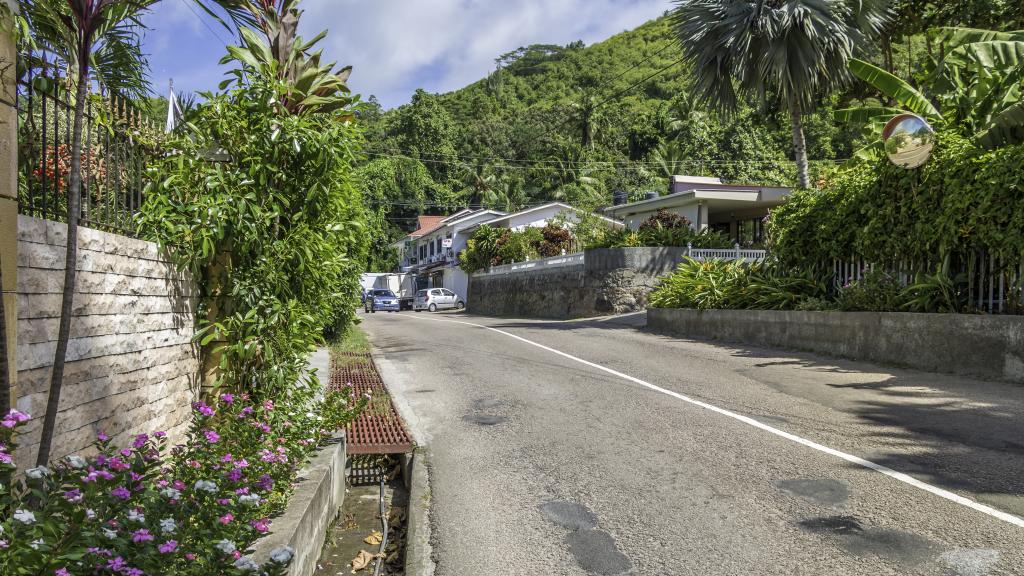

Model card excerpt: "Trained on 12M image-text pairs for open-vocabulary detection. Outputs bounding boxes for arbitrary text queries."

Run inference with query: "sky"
[141,0,670,109]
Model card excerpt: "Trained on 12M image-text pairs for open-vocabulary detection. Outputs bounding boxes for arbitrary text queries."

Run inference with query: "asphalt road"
[361,311,1024,576]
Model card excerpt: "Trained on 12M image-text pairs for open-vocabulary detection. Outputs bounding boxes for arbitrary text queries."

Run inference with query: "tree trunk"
[788,101,810,189]
[36,69,89,466]
[0,258,8,415]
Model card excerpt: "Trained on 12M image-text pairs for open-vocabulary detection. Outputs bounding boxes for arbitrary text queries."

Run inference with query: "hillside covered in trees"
[358,2,1024,268]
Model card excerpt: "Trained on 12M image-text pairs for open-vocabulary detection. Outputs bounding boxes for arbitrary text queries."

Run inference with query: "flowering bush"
[0,385,365,575]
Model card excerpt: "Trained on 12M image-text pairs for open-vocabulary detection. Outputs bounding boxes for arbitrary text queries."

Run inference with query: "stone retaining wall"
[468,247,687,319]
[647,308,1024,384]
[14,215,198,467]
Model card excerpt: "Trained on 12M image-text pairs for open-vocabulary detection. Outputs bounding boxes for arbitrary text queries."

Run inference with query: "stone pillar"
[0,0,19,406]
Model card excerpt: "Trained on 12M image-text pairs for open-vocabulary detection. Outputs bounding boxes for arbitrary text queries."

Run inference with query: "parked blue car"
[365,289,400,313]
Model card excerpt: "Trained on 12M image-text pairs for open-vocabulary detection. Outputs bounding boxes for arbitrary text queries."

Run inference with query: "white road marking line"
[394,313,1024,529]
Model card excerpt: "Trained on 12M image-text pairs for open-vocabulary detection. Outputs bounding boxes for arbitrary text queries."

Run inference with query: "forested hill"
[356,13,859,267]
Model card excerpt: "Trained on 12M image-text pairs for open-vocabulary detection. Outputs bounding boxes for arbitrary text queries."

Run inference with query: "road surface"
[361,311,1024,576]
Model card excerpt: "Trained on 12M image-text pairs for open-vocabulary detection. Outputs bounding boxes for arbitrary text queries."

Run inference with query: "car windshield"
[373,290,395,297]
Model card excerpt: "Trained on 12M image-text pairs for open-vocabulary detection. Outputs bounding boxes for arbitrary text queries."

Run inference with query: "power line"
[178,0,233,49]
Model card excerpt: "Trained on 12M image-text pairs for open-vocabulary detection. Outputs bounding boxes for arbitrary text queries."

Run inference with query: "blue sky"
[141,0,670,109]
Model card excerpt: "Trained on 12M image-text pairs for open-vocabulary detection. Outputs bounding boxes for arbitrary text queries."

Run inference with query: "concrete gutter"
[404,448,435,576]
[368,343,435,575]
[648,308,1024,384]
[249,435,346,576]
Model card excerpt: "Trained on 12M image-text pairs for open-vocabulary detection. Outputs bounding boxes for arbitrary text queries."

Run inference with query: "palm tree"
[23,0,157,466]
[671,0,888,188]
[458,162,498,208]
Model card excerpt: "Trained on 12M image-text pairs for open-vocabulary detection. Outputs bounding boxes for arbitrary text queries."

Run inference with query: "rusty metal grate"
[330,353,413,455]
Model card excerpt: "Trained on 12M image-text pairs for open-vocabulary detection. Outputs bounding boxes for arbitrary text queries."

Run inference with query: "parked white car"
[414,288,465,312]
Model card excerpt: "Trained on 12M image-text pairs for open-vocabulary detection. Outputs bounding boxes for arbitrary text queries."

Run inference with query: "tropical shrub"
[0,386,366,575]
[638,208,690,230]
[834,270,905,312]
[588,226,731,250]
[536,223,573,257]
[649,258,828,310]
[767,131,1024,295]
[139,57,367,396]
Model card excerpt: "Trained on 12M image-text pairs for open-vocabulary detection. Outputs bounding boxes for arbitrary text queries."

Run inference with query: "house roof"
[408,215,447,238]
[605,186,791,218]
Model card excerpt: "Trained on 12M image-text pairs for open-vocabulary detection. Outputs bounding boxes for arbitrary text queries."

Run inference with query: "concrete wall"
[647,308,1024,384]
[1,0,18,403]
[15,215,199,467]
[468,247,687,319]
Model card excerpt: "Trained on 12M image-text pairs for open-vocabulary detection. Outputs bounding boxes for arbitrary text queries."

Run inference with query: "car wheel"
[428,303,437,312]
[456,301,465,310]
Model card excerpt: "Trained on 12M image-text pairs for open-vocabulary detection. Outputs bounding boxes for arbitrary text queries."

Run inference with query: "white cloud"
[299,0,668,108]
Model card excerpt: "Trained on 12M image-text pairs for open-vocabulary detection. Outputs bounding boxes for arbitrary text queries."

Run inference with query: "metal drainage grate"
[330,353,414,456]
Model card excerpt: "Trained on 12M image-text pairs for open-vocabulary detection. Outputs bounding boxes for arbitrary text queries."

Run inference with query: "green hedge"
[767,131,1024,269]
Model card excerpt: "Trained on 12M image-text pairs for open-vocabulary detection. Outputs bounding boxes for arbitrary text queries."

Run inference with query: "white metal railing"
[833,253,1024,314]
[473,252,585,276]
[687,243,767,261]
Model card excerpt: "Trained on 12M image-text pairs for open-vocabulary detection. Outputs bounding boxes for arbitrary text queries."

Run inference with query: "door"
[441,289,457,309]
[430,289,444,309]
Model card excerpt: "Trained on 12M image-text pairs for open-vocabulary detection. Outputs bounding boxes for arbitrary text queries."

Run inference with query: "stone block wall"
[14,215,198,467]
[468,247,687,319]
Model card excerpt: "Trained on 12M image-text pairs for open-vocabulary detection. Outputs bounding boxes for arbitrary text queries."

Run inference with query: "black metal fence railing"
[16,60,156,237]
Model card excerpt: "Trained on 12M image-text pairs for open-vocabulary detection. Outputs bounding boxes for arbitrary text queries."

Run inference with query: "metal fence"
[16,61,155,236]
[687,243,767,261]
[833,253,1024,314]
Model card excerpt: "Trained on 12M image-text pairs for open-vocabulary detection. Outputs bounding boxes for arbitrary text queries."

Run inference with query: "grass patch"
[329,325,372,370]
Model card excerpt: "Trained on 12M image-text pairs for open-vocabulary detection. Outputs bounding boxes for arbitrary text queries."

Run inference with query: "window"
[442,289,454,296]
[736,218,764,247]
[437,238,442,252]
[430,241,435,256]
[419,244,426,259]
[416,290,427,298]
[430,289,442,296]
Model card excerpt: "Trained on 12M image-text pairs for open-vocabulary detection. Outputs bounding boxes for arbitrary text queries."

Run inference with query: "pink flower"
[250,518,271,533]
[158,540,178,554]
[110,486,131,500]
[219,513,234,525]
[172,480,186,491]
[185,553,196,560]
[263,400,274,411]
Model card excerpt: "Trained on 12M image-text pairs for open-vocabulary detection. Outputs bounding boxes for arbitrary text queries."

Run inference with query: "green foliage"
[589,226,731,250]
[361,14,855,242]
[768,130,1024,269]
[459,223,573,272]
[649,259,828,310]
[835,270,905,311]
[139,62,367,397]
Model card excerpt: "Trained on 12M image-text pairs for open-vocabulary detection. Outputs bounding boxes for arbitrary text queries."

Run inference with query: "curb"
[249,435,346,576]
[404,446,435,576]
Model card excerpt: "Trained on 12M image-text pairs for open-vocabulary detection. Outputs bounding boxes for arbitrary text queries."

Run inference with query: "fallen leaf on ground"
[350,550,384,573]
[388,506,406,523]
[363,530,383,546]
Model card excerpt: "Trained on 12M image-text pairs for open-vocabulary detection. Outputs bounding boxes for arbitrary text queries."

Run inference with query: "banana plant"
[837,27,1024,154]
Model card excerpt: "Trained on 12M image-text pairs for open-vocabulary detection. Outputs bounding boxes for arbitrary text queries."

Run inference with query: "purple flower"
[221,393,234,405]
[204,430,221,444]
[97,431,110,442]
[239,406,254,417]
[110,486,131,500]
[250,518,271,533]
[0,452,12,464]
[64,489,83,503]
[107,557,126,571]
[263,400,274,411]
[217,498,232,505]
[193,402,215,417]
[120,449,132,458]
[55,569,71,576]
[132,529,154,543]
[158,540,178,554]
[130,472,143,482]
[154,431,167,438]
[227,468,243,482]
[132,434,149,449]
[126,569,144,576]
[172,480,186,491]
[256,474,274,491]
